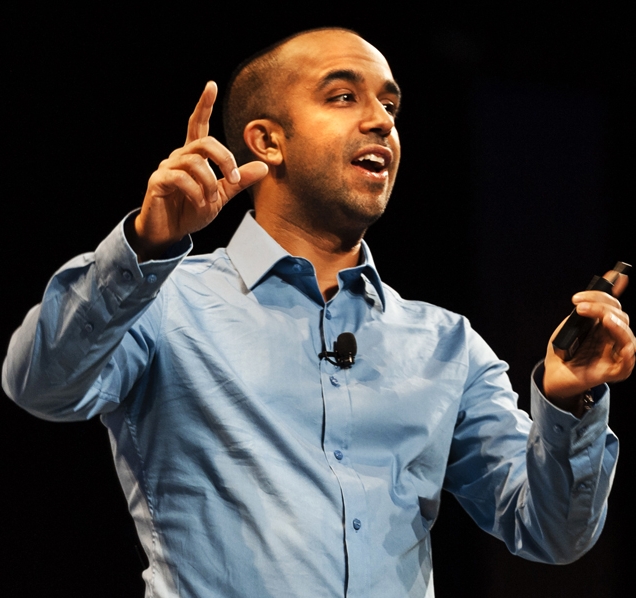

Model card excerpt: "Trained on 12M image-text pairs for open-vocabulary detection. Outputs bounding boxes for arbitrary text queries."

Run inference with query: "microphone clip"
[319,332,357,369]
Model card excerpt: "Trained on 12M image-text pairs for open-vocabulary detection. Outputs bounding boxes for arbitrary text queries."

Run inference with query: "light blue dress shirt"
[3,212,618,598]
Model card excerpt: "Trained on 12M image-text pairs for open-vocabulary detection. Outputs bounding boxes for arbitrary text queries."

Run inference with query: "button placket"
[319,330,370,595]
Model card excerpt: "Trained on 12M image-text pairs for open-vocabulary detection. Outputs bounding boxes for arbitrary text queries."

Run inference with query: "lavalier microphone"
[319,332,357,368]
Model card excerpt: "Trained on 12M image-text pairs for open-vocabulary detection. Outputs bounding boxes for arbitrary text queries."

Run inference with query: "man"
[3,28,634,597]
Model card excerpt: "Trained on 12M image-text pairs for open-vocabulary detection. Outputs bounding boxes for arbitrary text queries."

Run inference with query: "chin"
[339,195,389,229]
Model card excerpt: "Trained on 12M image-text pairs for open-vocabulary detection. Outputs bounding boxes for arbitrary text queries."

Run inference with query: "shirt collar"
[226,211,386,310]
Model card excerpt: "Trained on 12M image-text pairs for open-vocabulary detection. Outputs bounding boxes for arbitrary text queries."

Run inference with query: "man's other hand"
[543,272,636,416]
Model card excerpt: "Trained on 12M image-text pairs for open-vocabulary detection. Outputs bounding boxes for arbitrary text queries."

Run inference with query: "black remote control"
[552,261,631,361]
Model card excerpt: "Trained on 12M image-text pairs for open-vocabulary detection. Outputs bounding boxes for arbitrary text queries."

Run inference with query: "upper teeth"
[357,153,385,166]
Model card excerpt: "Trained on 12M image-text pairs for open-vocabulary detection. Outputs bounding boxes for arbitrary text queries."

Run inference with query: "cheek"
[287,135,347,173]
[389,133,401,174]
[390,129,400,154]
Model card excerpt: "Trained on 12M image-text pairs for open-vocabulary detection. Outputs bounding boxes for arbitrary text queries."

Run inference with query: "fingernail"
[211,191,219,203]
[572,292,584,302]
[577,302,591,313]
[228,168,240,184]
[610,314,622,326]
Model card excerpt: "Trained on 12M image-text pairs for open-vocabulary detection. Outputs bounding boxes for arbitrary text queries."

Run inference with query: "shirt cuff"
[94,210,193,302]
[530,361,609,453]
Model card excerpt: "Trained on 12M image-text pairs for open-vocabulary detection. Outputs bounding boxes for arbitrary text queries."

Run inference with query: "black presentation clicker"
[552,261,631,361]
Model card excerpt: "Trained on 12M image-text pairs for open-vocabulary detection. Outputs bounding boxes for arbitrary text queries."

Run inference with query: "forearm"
[445,332,617,564]
[2,214,191,420]
[507,367,616,562]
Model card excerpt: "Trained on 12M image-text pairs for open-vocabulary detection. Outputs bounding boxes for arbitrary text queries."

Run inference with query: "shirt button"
[553,424,564,433]
[292,263,302,273]
[84,322,94,333]
[352,519,362,530]
[578,482,589,491]
[122,270,132,281]
[325,309,332,320]
[334,450,343,460]
[329,376,340,387]
[147,273,157,284]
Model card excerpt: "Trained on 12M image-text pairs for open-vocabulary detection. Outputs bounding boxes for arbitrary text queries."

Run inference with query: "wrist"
[538,361,595,417]
[126,215,181,263]
[545,390,594,418]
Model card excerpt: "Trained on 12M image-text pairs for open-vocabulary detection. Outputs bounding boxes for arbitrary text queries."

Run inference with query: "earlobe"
[244,120,284,166]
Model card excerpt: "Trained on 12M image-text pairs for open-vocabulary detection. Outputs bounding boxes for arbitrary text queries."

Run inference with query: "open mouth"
[350,147,392,177]
[352,153,387,173]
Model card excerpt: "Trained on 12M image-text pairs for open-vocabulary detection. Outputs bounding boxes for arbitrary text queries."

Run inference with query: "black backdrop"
[2,2,634,597]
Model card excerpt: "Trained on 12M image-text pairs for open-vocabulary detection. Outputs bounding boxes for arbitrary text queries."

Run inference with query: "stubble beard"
[285,149,395,244]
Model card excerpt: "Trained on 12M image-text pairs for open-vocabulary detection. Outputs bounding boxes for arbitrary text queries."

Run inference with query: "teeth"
[356,153,386,166]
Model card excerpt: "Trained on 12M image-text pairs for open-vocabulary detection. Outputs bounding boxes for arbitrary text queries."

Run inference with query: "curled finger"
[154,168,209,208]
[187,137,241,185]
[163,153,219,204]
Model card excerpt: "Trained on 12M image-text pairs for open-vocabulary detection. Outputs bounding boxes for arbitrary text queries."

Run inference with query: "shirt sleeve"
[443,326,618,564]
[2,213,192,421]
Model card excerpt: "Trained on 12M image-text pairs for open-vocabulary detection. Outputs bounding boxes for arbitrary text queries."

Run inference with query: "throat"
[321,280,340,302]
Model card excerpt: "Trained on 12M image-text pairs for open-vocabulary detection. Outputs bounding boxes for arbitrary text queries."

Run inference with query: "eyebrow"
[316,69,402,101]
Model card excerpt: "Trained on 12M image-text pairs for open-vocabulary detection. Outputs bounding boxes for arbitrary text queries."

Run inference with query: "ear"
[243,119,285,166]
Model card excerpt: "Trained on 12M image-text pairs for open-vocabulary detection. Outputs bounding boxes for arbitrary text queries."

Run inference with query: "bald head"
[222,28,363,166]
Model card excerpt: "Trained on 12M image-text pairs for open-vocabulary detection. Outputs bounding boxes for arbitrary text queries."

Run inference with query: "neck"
[255,208,364,301]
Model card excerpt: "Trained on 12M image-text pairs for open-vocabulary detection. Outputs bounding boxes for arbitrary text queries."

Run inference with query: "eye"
[382,101,398,116]
[328,93,356,103]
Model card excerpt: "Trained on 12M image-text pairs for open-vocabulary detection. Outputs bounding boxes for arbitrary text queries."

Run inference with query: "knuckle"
[173,170,188,184]
[147,171,162,187]
[198,135,215,146]
[222,153,237,168]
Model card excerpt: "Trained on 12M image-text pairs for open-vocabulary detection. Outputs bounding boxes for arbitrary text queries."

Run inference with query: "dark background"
[2,2,634,596]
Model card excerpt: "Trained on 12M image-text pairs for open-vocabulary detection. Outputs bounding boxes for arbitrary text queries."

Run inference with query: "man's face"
[274,31,401,235]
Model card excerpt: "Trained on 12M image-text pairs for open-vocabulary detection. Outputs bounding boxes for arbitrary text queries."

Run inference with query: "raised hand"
[543,272,636,415]
[129,82,268,261]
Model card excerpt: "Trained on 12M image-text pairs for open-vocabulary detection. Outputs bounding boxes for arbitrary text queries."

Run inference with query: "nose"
[360,97,395,137]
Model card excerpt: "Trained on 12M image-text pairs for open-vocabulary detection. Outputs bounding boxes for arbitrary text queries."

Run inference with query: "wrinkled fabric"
[3,212,617,598]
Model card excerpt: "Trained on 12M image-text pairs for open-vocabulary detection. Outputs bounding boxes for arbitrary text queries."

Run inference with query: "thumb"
[218,161,269,202]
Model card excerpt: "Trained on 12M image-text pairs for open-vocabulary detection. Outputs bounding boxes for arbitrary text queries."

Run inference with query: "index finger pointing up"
[186,81,218,144]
